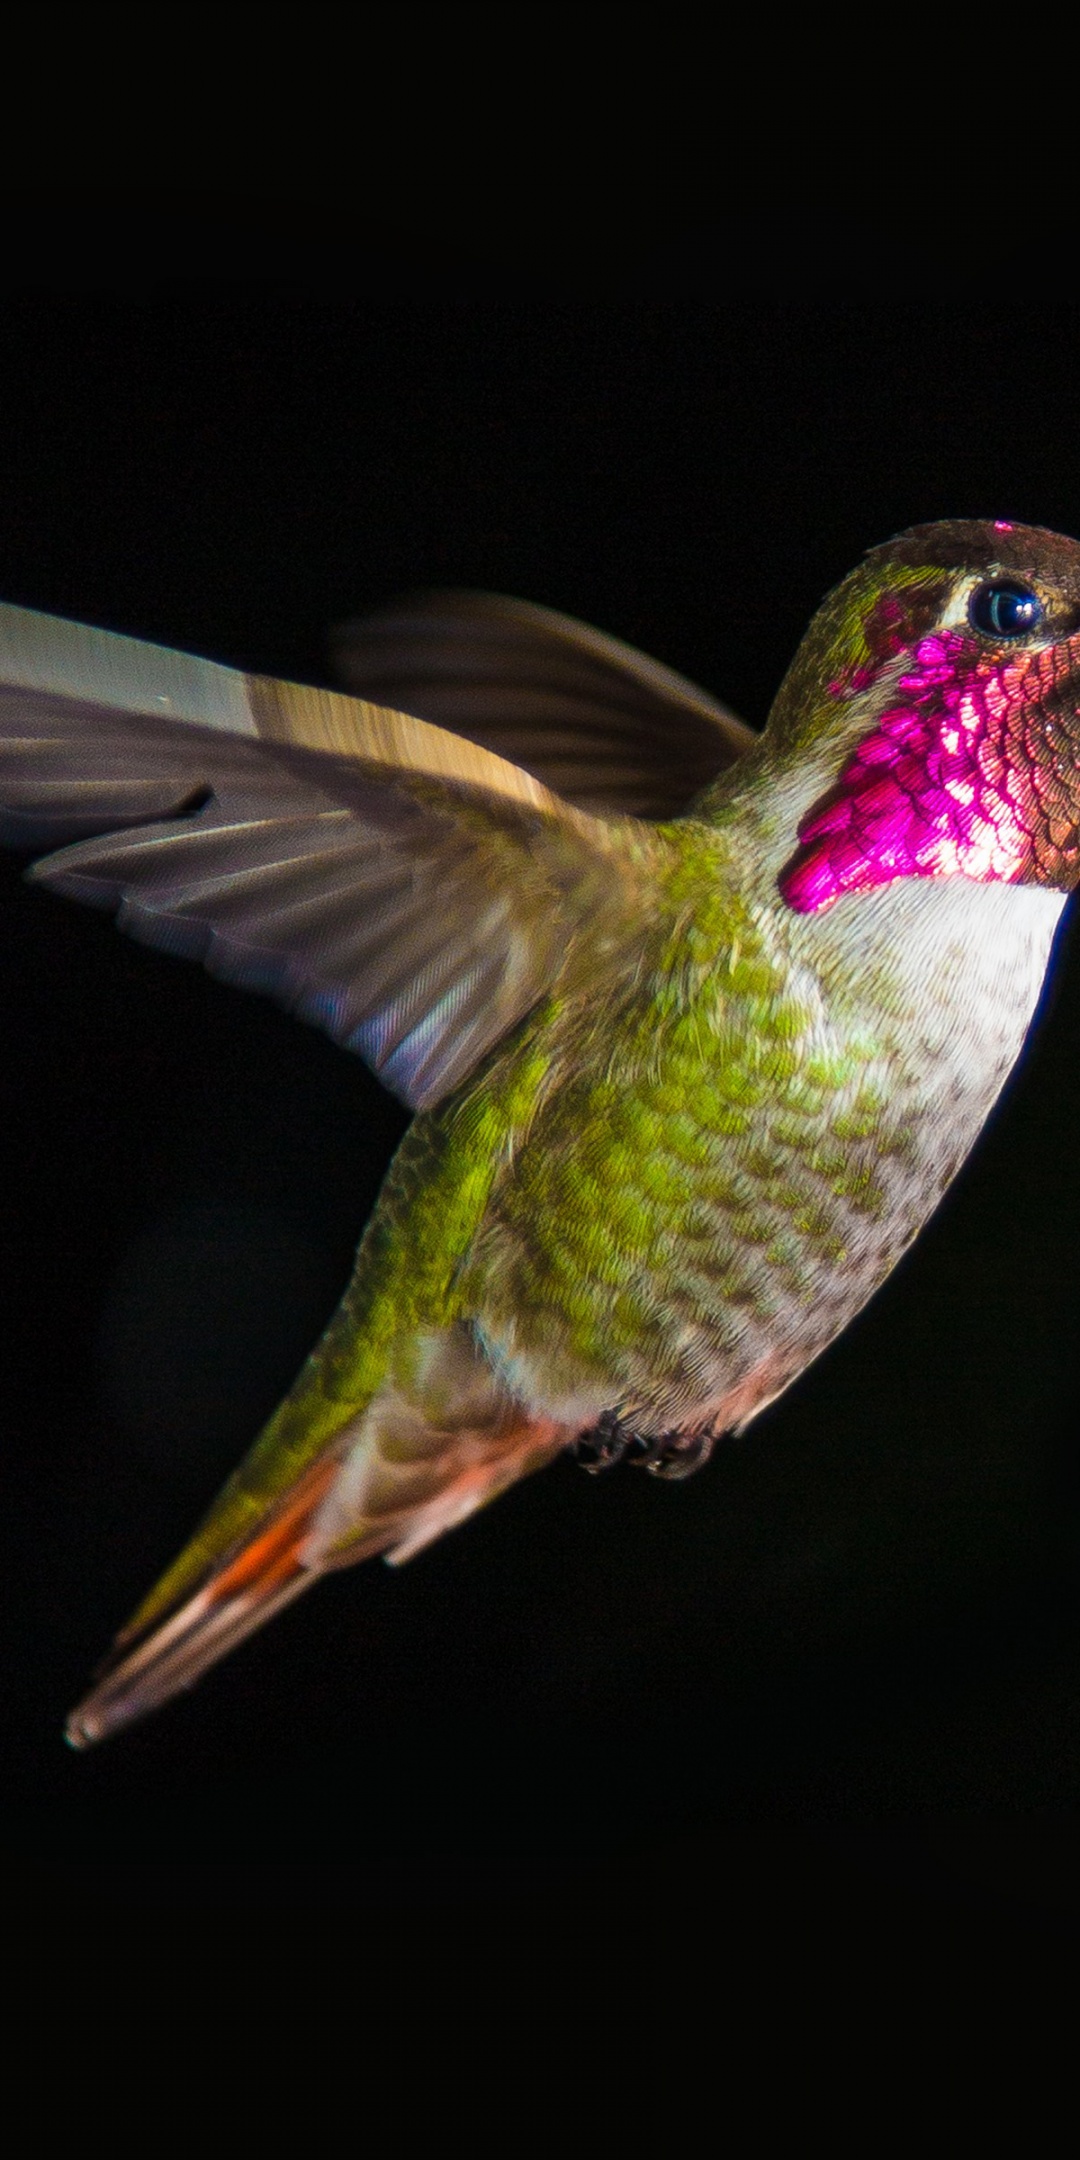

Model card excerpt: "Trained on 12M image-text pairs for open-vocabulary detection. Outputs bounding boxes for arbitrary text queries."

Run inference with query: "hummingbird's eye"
[968,579,1044,638]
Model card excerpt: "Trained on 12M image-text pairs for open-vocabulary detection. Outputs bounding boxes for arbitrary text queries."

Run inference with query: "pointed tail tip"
[60,1599,214,1753]
[60,1564,322,1753]
[58,1453,348,1752]
[64,1673,158,1749]
[64,1669,163,1751]
[64,1703,106,1752]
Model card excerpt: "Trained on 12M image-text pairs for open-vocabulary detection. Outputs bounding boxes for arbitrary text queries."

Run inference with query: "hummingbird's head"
[770,519,1080,914]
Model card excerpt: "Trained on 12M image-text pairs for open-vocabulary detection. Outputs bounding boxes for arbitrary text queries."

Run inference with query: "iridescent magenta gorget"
[782,622,1080,913]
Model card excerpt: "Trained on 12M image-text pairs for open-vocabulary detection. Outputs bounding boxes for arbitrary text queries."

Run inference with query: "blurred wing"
[330,589,755,818]
[0,599,645,1110]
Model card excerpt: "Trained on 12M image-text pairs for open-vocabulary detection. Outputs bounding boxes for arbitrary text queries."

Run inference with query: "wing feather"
[330,588,756,817]
[0,599,652,1110]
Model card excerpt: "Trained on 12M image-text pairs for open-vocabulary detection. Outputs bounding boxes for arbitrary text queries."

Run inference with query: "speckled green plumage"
[465,821,905,1399]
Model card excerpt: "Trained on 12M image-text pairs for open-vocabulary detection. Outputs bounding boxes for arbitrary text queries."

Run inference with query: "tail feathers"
[65,1395,569,1749]
[64,1453,362,1750]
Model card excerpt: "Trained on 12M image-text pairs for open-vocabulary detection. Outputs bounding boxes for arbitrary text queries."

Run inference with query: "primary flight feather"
[2,521,1076,1745]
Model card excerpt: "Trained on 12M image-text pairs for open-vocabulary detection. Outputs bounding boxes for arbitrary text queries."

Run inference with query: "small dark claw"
[571,1409,634,1473]
[572,1413,717,1480]
[639,1426,717,1480]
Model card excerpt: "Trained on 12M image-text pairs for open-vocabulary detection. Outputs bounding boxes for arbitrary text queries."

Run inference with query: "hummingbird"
[1,518,1075,1747]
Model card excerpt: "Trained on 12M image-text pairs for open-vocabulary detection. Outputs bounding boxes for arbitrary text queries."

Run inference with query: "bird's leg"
[571,1413,717,1480]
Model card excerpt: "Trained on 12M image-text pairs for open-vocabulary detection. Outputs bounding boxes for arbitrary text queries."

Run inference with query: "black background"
[2,205,1079,1975]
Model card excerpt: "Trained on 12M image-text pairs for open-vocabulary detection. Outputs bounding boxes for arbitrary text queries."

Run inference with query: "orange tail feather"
[64,1454,353,1750]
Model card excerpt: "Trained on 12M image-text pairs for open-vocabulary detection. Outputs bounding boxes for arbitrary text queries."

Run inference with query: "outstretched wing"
[0,599,652,1110]
[330,589,755,818]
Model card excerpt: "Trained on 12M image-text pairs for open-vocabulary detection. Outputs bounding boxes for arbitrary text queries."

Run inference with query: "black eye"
[969,579,1044,638]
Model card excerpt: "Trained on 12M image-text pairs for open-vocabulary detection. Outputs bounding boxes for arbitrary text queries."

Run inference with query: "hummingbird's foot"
[637,1425,717,1480]
[572,1409,636,1472]
[572,1413,717,1480]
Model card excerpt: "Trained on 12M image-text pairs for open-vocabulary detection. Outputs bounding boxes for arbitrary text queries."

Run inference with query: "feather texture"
[0,600,663,1108]
[66,1330,568,1746]
[330,589,754,817]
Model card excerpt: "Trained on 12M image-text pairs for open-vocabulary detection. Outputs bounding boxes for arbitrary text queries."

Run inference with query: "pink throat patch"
[780,630,1076,914]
